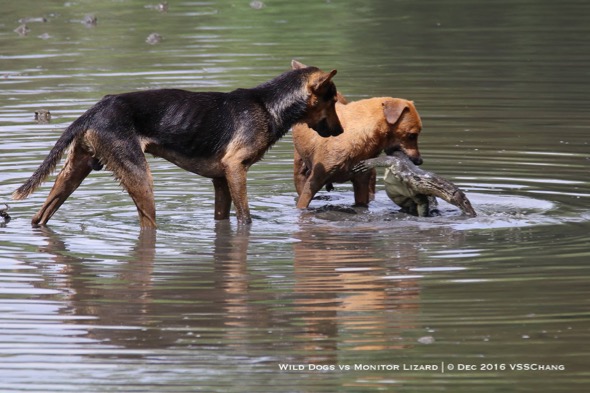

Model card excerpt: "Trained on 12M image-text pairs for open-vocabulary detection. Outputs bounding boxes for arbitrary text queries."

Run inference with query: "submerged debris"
[18,17,48,23]
[146,33,162,45]
[250,1,265,9]
[145,2,168,12]
[417,336,435,345]
[35,109,52,123]
[0,204,11,225]
[83,15,97,27]
[14,24,30,36]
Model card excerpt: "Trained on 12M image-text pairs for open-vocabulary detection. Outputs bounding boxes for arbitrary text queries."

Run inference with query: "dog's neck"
[338,101,394,158]
[264,93,308,137]
[255,69,312,139]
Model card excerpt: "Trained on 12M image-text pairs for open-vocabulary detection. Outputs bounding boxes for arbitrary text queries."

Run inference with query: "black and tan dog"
[13,60,343,228]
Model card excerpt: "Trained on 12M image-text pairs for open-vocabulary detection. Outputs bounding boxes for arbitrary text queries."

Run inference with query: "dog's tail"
[12,111,92,200]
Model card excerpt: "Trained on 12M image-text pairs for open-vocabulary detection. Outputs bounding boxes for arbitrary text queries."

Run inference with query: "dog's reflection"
[32,224,258,351]
[30,222,465,363]
[291,225,424,363]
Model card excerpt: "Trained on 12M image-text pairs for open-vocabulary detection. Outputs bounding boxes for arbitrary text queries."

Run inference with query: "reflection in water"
[289,222,473,364]
[292,227,421,362]
[27,222,470,359]
[3,192,589,391]
[34,226,248,351]
[36,227,157,349]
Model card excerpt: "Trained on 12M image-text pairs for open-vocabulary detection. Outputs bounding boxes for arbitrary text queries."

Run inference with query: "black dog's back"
[96,89,245,157]
[88,66,329,160]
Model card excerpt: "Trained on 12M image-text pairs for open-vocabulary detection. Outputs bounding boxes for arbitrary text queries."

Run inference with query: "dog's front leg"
[296,164,328,209]
[212,177,232,220]
[223,165,252,225]
[296,178,323,209]
[293,150,309,197]
[351,175,372,207]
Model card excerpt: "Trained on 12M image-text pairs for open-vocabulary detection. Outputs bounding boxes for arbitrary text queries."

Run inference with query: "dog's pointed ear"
[336,91,348,104]
[313,69,337,91]
[291,59,308,70]
[383,100,408,125]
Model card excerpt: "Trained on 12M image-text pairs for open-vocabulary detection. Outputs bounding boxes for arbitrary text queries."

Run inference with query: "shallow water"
[1,0,589,392]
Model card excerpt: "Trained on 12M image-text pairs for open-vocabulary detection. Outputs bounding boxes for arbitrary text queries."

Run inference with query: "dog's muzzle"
[313,118,344,137]
[411,156,423,166]
[385,147,423,166]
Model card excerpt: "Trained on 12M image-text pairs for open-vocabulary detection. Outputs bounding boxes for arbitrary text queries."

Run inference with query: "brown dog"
[13,60,343,228]
[293,96,423,209]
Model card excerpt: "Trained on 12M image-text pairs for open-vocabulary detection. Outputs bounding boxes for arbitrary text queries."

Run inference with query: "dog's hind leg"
[118,171,156,229]
[96,135,156,228]
[212,177,232,220]
[113,157,156,229]
[32,142,93,226]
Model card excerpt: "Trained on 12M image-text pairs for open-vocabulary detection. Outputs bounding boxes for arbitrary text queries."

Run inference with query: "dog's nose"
[412,156,423,166]
[330,122,344,136]
[314,118,343,137]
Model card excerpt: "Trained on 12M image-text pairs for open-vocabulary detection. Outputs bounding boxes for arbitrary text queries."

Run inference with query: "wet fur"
[13,61,343,227]
[293,96,423,208]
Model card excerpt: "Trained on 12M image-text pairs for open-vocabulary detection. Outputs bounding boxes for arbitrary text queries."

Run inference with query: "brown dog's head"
[382,99,423,165]
[292,60,343,137]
